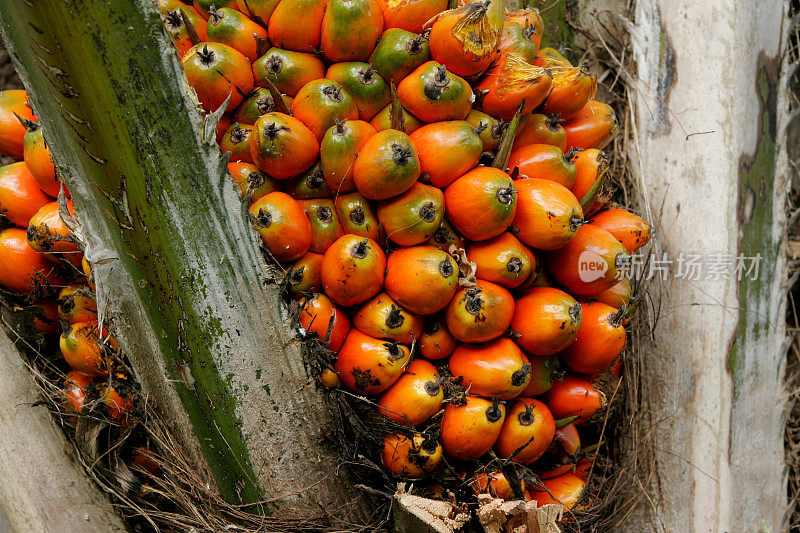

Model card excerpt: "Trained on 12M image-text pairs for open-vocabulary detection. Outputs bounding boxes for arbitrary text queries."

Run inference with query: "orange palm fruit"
[378,0,447,34]
[287,252,324,297]
[22,121,61,197]
[0,90,36,159]
[426,218,465,252]
[409,121,483,188]
[60,322,110,377]
[252,48,326,97]
[532,46,569,67]
[354,292,423,343]
[428,0,504,77]
[334,191,382,241]
[369,28,431,86]
[378,182,444,246]
[251,112,319,178]
[369,102,424,134]
[465,109,504,151]
[336,329,410,394]
[353,129,420,200]
[571,148,607,203]
[57,286,97,325]
[535,422,581,480]
[507,143,576,189]
[297,198,345,253]
[511,178,583,250]
[219,122,253,163]
[249,191,312,262]
[449,338,530,399]
[546,374,604,424]
[562,302,626,375]
[497,18,536,64]
[320,0,383,62]
[206,6,269,61]
[472,471,525,500]
[321,235,385,306]
[419,314,458,360]
[32,300,60,335]
[0,228,63,293]
[382,433,443,477]
[520,355,559,396]
[476,53,552,120]
[82,257,94,290]
[159,0,189,13]
[228,162,280,200]
[546,224,629,295]
[216,114,232,143]
[291,79,359,140]
[182,43,254,111]
[494,398,555,463]
[194,0,236,16]
[397,61,473,122]
[298,293,350,351]
[320,119,377,193]
[326,63,390,121]
[319,365,342,388]
[27,201,83,266]
[585,278,632,309]
[0,162,52,227]
[445,280,515,343]
[590,207,652,253]
[236,89,294,125]
[384,245,458,315]
[440,396,506,459]
[101,383,133,422]
[505,8,543,49]
[563,100,618,151]
[511,287,581,356]
[540,64,597,119]
[515,114,567,152]
[283,163,334,199]
[166,7,208,56]
[444,167,517,242]
[236,0,282,23]
[467,233,535,289]
[528,473,585,510]
[377,359,443,425]
[267,0,328,52]
[63,370,94,416]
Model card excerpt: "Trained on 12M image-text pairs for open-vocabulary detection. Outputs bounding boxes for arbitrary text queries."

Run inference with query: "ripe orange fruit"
[283,163,334,199]
[504,8,543,49]
[449,338,530,399]
[397,61,474,122]
[418,314,458,360]
[511,178,583,250]
[327,63,390,121]
[335,329,411,394]
[465,109,505,151]
[535,422,581,480]
[63,370,94,416]
[511,287,581,356]
[320,0,384,62]
[235,88,294,125]
[507,143,577,189]
[369,102,424,134]
[320,119,377,193]
[0,228,63,293]
[181,42,254,111]
[562,301,626,375]
[227,162,280,201]
[0,162,52,227]
[520,355,559,397]
[476,53,552,120]
[251,112,319,179]
[249,191,312,262]
[466,233,535,289]
[334,191,383,241]
[382,432,443,478]
[444,167,517,242]
[236,0,282,22]
[297,198,345,253]
[22,121,61,197]
[428,0,504,77]
[445,280,515,343]
[440,396,505,459]
[540,64,597,119]
[494,398,555,464]
[353,129,420,200]
[321,235,386,306]
[384,245,458,315]
[546,374,604,424]
[378,182,444,246]
[57,286,97,325]
[60,322,110,377]
[219,122,253,163]
[377,359,443,426]
[527,473,585,510]
[298,293,351,351]
[563,100,618,151]
[515,114,567,153]
[252,48,326,97]
[378,0,447,34]
[206,6,268,61]
[472,471,525,500]
[291,79,359,140]
[426,218,465,252]
[590,207,652,253]
[570,148,607,203]
[165,7,208,56]
[409,120,484,188]
[267,0,328,52]
[286,252,324,297]
[0,90,36,159]
[353,292,423,343]
[585,278,632,309]
[546,224,629,295]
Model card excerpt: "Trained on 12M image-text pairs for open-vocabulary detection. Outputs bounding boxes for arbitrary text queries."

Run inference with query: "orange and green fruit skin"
[511,287,582,356]
[0,90,36,159]
[334,191,383,241]
[515,114,568,153]
[511,178,583,251]
[376,359,442,425]
[384,245,459,315]
[590,207,652,253]
[444,280,515,343]
[396,61,474,123]
[283,163,334,199]
[236,0,282,22]
[353,291,423,344]
[320,119,377,193]
[298,293,350,351]
[320,235,386,306]
[494,398,555,464]
[0,162,52,227]
[369,28,431,86]
[205,6,268,61]
[227,162,280,200]
[381,433,443,478]
[252,48,326,97]
[428,0,504,77]
[449,338,531,399]
[466,232,535,289]
[546,374,603,424]
[409,120,483,189]
[563,100,618,151]
[23,123,60,197]
[250,112,319,179]
[320,0,384,63]
[326,63,390,121]
[291,79,359,141]
[507,143,577,189]
[58,286,98,325]
[377,182,444,246]
[418,314,457,360]
[378,0,447,34]
[444,167,517,242]
[465,109,504,151]
[369,103,424,134]
[561,301,626,375]
[181,42,254,111]
[353,129,421,200]
[234,88,293,125]
[519,355,559,396]
[286,252,324,297]
[219,122,254,163]
[0,228,63,294]
[248,191,312,262]
[267,0,328,52]
[527,473,585,510]
[297,198,345,253]
[194,0,237,16]
[60,322,110,377]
